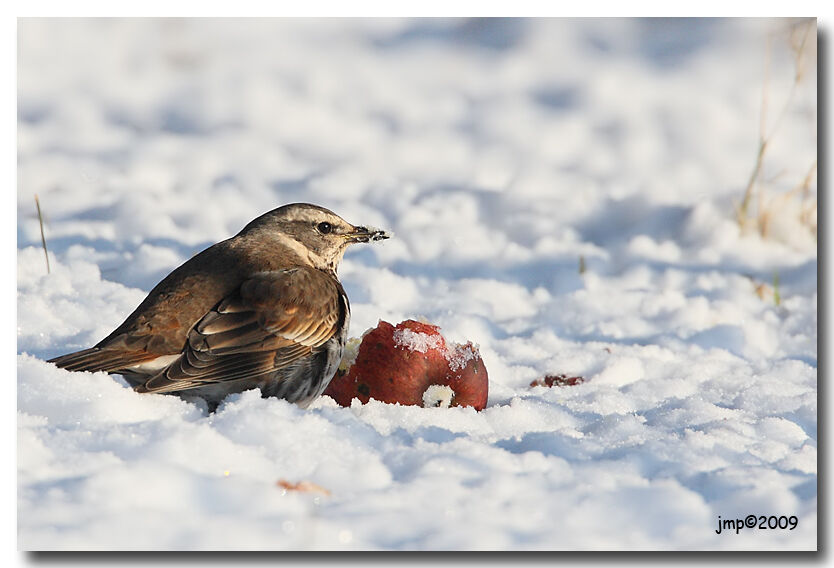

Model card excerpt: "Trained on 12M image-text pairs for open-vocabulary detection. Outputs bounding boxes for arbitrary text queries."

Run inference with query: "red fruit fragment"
[276,479,330,496]
[324,319,488,410]
[530,374,585,388]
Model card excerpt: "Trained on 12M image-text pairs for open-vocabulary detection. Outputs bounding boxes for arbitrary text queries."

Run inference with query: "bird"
[48,203,391,412]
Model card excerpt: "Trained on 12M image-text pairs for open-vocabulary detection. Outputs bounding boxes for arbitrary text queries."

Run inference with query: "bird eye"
[317,222,332,234]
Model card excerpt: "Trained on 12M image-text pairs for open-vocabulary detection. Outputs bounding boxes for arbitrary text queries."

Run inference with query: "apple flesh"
[324,319,488,410]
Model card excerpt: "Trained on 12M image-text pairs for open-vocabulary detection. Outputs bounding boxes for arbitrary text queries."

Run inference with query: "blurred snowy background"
[17,18,816,550]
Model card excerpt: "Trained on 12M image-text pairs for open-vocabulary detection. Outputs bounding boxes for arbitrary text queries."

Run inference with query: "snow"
[390,324,479,374]
[392,326,446,354]
[16,18,817,551]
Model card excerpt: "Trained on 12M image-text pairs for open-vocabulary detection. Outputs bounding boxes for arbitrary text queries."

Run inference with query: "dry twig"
[35,194,50,274]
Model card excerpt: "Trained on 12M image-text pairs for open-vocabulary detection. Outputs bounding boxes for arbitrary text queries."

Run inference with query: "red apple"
[324,319,488,410]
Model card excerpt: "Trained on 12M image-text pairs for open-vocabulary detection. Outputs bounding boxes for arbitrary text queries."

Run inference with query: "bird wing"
[136,267,343,394]
[49,242,243,374]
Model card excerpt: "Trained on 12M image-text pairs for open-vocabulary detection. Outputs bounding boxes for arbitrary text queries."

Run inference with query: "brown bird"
[49,203,391,411]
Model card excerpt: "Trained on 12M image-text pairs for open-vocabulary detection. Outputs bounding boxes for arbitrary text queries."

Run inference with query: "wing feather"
[48,347,159,373]
[137,267,344,395]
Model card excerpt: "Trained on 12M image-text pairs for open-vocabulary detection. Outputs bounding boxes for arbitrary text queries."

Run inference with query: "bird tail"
[47,347,153,373]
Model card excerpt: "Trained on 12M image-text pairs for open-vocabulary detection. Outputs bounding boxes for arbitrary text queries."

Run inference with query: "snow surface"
[17,18,817,551]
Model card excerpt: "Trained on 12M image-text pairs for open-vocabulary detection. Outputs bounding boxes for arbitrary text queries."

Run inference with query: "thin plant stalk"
[35,194,50,274]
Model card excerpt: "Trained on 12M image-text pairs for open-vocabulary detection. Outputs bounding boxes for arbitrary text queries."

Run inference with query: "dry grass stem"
[736,19,816,243]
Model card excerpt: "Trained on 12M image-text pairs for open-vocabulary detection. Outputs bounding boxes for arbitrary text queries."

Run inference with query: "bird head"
[240,203,392,273]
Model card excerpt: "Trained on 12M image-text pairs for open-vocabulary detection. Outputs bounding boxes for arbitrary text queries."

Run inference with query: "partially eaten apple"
[324,319,488,410]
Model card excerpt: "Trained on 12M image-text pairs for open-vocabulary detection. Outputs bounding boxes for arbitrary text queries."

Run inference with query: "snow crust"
[17,18,816,551]
[392,327,446,354]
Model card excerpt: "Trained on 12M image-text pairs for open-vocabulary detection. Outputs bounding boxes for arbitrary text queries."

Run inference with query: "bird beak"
[345,225,393,243]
